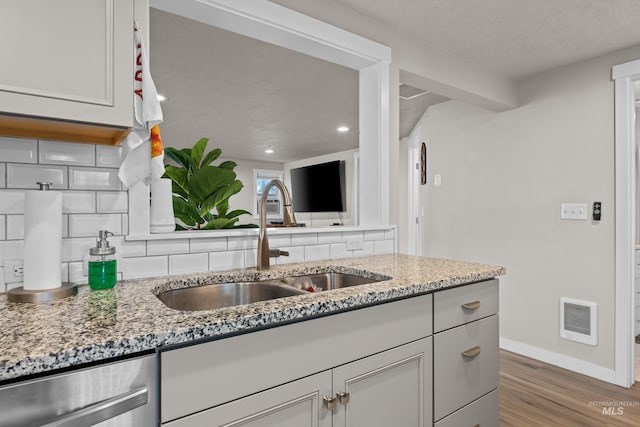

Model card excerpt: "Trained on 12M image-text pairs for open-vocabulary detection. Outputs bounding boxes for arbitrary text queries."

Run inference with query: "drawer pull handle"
[336,391,350,405]
[461,346,481,358]
[323,396,337,411]
[461,301,481,310]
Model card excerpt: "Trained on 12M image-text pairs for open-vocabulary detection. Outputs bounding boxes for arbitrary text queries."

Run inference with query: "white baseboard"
[500,337,617,385]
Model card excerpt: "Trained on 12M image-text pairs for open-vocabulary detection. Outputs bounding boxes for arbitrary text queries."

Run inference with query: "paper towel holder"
[7,283,78,303]
[7,181,78,303]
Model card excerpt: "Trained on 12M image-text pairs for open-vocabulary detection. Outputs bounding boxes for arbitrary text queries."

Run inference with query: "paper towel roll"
[150,178,175,233]
[23,189,62,290]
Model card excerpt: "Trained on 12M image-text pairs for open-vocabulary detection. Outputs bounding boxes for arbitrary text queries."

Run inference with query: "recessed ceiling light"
[265,149,274,154]
[157,94,167,102]
[337,126,349,133]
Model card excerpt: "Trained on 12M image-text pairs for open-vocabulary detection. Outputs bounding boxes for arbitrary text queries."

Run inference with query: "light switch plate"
[561,203,588,220]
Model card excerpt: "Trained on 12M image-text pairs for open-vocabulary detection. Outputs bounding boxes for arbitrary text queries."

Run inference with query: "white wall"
[413,45,640,372]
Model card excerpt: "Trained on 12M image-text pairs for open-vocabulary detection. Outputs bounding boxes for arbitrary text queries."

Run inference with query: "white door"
[332,337,432,427]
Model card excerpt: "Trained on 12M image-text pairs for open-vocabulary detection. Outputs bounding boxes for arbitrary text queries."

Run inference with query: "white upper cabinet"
[0,0,134,142]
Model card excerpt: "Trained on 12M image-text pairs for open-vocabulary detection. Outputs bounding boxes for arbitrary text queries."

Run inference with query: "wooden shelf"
[0,115,130,146]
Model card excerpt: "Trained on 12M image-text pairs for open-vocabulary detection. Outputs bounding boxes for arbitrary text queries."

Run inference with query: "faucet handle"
[268,249,289,257]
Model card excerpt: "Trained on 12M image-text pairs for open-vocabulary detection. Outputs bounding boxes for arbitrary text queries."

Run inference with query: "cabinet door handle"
[336,391,350,405]
[461,300,481,310]
[461,346,481,358]
[323,396,337,411]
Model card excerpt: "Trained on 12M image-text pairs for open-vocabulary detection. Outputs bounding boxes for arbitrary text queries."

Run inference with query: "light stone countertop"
[0,254,505,382]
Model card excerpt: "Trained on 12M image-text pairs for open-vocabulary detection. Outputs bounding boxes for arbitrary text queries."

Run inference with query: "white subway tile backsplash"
[68,214,121,238]
[291,233,318,246]
[5,214,67,239]
[0,216,4,240]
[39,140,95,166]
[122,214,129,235]
[342,231,364,242]
[189,237,227,253]
[210,250,245,271]
[384,229,395,240]
[6,215,22,240]
[69,167,120,190]
[62,237,95,262]
[97,192,127,213]
[147,239,189,256]
[268,234,291,248]
[275,246,304,264]
[123,256,168,279]
[244,249,257,268]
[0,137,37,163]
[364,230,385,241]
[96,145,123,168]
[61,263,69,283]
[0,240,24,262]
[68,262,86,284]
[0,164,5,188]
[330,243,350,259]
[374,240,394,255]
[0,190,24,214]
[62,191,96,213]
[228,236,257,250]
[304,244,330,261]
[169,253,209,275]
[317,232,342,245]
[7,163,67,189]
[359,241,375,256]
[111,237,146,258]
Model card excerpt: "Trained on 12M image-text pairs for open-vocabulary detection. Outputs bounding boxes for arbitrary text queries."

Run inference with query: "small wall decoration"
[420,142,427,185]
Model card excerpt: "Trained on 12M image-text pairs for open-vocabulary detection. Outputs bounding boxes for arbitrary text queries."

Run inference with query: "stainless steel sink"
[276,272,385,292]
[156,282,308,311]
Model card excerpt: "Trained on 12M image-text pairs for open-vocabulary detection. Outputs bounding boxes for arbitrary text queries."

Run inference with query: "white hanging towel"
[118,21,164,188]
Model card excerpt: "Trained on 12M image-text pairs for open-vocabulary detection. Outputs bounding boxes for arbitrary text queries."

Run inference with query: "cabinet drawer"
[433,315,499,421]
[434,279,498,332]
[434,389,498,427]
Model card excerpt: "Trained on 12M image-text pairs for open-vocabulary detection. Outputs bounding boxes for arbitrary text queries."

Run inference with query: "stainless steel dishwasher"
[0,353,157,426]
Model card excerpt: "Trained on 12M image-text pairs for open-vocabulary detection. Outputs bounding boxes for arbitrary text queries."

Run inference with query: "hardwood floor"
[500,350,640,426]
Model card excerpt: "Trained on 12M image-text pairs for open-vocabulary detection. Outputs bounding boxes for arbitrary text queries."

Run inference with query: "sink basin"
[156,282,308,311]
[277,272,386,292]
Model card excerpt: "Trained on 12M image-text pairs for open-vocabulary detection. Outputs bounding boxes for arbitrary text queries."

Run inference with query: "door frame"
[612,58,640,387]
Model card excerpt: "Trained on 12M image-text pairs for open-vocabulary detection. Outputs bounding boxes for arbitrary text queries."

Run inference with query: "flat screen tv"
[290,160,346,212]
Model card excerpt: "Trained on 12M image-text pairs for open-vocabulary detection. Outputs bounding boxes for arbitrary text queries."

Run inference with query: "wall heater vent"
[560,298,597,346]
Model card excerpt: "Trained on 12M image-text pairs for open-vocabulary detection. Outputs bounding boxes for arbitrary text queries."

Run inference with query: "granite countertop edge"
[0,254,505,382]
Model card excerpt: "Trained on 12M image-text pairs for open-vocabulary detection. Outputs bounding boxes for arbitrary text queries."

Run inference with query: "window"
[253,169,284,221]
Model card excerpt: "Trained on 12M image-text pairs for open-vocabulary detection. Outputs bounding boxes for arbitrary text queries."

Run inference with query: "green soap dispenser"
[88,230,117,290]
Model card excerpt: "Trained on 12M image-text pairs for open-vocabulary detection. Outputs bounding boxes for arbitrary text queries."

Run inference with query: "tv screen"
[290,160,346,212]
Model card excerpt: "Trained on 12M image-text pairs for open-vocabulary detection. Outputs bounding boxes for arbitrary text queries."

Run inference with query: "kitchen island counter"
[0,254,504,381]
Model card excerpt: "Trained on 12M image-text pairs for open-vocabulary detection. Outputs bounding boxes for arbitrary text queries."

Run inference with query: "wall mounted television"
[290,160,346,212]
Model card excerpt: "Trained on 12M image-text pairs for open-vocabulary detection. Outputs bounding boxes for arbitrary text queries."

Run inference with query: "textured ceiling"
[150,8,359,163]
[326,0,640,80]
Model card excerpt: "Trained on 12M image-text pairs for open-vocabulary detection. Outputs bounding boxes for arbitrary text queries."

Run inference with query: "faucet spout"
[257,179,297,270]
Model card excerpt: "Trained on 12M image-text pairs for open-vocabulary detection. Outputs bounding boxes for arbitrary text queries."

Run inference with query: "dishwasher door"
[0,353,157,426]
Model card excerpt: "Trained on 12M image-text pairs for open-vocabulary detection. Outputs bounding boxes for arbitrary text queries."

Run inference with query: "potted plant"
[162,138,257,230]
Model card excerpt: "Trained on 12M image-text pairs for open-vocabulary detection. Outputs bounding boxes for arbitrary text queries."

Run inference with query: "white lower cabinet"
[164,338,432,427]
[159,280,499,427]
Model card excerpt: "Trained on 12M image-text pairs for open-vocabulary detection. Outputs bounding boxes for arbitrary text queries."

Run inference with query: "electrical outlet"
[346,237,364,251]
[561,203,588,220]
[3,260,24,284]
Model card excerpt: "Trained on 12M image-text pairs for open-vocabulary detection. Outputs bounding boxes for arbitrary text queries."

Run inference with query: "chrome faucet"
[257,179,297,270]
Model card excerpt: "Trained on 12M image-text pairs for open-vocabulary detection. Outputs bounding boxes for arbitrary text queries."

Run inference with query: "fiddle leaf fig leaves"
[162,138,256,229]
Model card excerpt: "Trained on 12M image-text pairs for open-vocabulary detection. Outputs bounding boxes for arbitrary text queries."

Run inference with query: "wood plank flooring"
[500,350,640,426]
